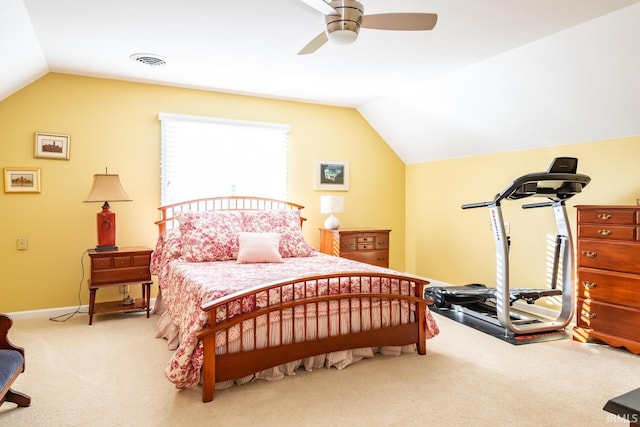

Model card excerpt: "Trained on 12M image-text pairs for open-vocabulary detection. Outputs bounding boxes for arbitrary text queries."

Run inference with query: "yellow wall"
[0,73,405,313]
[406,138,640,291]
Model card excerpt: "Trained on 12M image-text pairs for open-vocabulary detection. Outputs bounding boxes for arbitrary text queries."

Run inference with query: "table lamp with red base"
[84,171,132,252]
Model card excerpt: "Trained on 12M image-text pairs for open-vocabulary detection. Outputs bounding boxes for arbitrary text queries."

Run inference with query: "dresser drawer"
[578,209,635,225]
[356,234,389,250]
[341,234,389,252]
[578,267,640,307]
[91,267,151,285]
[342,251,389,268]
[578,225,635,241]
[577,298,640,341]
[340,237,357,252]
[578,240,640,274]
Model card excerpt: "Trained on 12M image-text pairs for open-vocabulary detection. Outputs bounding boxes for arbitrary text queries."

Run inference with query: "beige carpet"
[0,310,638,426]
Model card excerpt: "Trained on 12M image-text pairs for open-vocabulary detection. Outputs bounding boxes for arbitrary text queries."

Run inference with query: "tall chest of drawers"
[574,205,640,354]
[319,228,391,268]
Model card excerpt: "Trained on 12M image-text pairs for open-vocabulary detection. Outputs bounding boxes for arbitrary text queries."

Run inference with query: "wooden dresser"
[574,205,640,354]
[319,228,390,268]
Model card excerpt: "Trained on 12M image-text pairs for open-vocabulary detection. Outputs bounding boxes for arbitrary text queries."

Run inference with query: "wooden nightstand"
[319,228,391,268]
[87,246,153,325]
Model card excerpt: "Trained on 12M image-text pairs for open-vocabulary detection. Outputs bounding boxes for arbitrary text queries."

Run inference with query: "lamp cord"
[49,249,88,322]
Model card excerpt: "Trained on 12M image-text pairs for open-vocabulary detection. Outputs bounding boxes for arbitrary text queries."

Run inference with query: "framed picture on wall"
[315,160,349,191]
[4,168,41,193]
[34,132,70,160]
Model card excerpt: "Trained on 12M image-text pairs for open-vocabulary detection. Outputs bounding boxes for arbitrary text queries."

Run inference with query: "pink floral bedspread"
[151,232,439,389]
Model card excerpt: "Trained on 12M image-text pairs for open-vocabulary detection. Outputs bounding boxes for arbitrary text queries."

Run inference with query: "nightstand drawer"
[92,254,152,270]
[91,267,151,285]
[113,255,132,268]
[92,257,112,270]
[133,254,151,266]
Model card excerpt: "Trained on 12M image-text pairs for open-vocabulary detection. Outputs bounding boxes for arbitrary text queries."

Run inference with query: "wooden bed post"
[199,329,216,403]
[415,282,427,355]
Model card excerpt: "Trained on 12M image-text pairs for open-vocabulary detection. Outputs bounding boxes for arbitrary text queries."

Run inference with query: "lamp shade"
[84,174,132,202]
[320,195,344,214]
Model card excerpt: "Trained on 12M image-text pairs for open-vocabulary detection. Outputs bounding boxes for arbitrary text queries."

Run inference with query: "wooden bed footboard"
[195,271,432,402]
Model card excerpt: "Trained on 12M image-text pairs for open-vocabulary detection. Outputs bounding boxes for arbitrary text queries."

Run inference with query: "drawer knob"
[597,229,612,236]
[596,214,611,220]
[581,251,597,258]
[581,281,597,289]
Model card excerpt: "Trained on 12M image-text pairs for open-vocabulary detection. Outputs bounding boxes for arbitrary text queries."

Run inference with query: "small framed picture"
[4,168,41,193]
[34,132,70,160]
[315,160,349,191]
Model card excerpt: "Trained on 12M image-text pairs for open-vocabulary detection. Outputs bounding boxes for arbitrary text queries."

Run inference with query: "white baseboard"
[7,298,157,321]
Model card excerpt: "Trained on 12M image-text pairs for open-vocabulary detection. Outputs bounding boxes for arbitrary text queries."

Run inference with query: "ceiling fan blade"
[300,0,338,16]
[298,31,329,55]
[361,13,438,31]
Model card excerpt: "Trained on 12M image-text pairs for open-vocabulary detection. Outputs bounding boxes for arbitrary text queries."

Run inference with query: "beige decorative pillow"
[236,232,284,264]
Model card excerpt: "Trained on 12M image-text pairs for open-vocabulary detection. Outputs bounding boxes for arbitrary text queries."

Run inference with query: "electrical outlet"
[17,237,28,250]
[504,222,511,234]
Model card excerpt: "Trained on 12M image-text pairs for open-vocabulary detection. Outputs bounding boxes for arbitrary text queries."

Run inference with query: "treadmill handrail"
[461,201,492,209]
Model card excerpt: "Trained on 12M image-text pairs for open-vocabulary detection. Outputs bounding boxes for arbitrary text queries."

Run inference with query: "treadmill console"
[462,157,590,209]
[495,157,590,204]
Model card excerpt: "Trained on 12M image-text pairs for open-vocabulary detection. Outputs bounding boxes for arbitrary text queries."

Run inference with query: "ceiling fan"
[298,0,438,55]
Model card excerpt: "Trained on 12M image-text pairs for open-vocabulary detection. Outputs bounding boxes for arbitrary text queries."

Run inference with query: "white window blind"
[159,113,290,205]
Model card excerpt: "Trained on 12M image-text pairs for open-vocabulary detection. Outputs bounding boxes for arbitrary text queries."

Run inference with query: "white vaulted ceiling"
[2,0,640,163]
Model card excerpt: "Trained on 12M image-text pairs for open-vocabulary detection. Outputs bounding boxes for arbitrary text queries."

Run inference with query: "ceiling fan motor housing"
[325,0,363,45]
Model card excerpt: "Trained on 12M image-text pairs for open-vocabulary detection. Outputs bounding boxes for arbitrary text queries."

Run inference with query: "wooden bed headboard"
[155,196,306,233]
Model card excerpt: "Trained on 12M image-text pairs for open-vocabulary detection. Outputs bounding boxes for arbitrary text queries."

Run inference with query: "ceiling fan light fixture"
[324,0,363,45]
[327,28,359,45]
[326,19,360,45]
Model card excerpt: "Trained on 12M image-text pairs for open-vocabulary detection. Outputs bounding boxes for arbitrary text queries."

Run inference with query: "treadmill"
[425,157,591,337]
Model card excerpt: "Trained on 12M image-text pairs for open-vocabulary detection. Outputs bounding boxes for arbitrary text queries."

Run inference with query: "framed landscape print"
[34,132,70,160]
[315,160,349,191]
[4,168,41,193]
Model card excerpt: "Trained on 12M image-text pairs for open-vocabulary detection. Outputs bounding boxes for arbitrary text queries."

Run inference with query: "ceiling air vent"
[130,53,166,67]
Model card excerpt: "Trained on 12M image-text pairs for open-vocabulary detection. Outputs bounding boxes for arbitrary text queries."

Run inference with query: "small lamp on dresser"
[84,169,132,252]
[320,195,344,230]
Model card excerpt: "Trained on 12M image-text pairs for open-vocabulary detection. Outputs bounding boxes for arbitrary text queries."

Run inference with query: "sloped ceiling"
[2,0,639,163]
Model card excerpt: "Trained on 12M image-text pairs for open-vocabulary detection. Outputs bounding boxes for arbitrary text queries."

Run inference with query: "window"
[159,113,290,205]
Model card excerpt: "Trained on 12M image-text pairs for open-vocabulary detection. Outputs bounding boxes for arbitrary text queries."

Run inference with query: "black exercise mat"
[430,306,570,345]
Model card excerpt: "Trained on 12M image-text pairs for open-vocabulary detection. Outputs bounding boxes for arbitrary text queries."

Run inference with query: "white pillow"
[236,232,283,264]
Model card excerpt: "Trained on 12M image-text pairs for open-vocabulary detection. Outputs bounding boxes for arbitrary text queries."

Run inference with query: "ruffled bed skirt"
[155,301,418,390]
